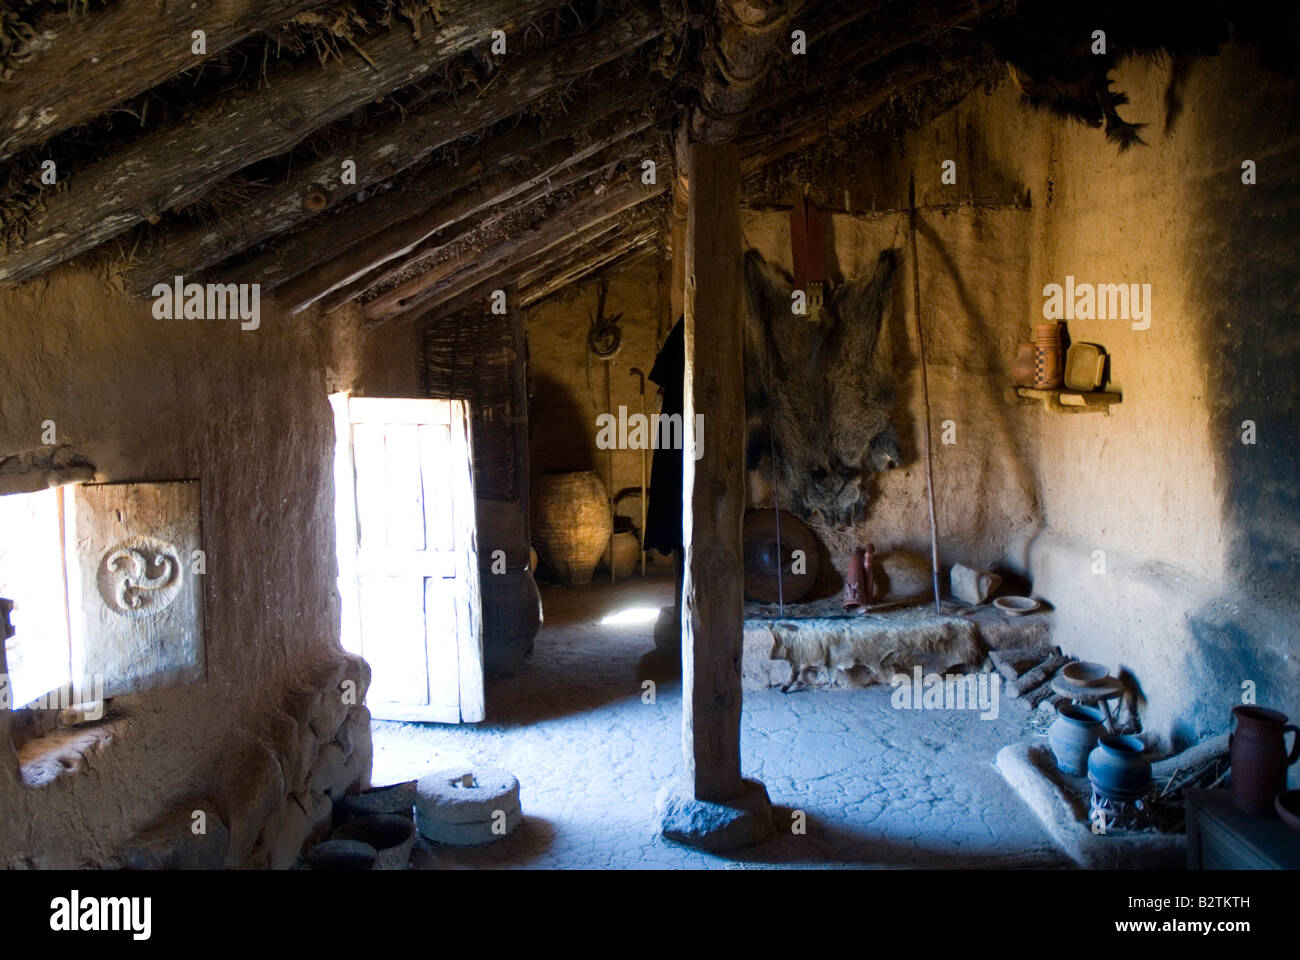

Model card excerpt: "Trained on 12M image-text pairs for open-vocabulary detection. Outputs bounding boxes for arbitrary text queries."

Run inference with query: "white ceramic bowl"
[993,595,1040,615]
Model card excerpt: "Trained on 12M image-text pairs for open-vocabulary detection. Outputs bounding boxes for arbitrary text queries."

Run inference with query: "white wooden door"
[336,397,483,723]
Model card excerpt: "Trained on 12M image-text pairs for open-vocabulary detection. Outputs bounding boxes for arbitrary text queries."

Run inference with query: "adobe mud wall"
[746,40,1299,752]
[0,268,373,867]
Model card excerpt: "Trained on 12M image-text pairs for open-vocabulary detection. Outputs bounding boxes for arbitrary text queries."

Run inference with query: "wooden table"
[1051,675,1125,732]
[1185,788,1300,869]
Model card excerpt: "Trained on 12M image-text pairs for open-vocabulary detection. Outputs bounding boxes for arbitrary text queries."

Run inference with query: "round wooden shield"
[742,509,819,603]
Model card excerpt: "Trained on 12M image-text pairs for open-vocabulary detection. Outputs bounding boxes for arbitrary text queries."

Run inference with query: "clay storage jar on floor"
[416,765,522,845]
[532,470,612,585]
[475,497,543,675]
[480,566,541,676]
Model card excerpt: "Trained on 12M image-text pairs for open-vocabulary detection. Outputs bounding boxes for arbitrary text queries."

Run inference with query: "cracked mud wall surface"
[0,269,371,867]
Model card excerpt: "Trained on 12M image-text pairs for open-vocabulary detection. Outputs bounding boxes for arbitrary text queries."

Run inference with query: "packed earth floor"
[371,573,1072,869]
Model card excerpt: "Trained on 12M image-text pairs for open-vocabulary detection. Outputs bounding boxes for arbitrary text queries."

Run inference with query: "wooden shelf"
[1015,387,1121,412]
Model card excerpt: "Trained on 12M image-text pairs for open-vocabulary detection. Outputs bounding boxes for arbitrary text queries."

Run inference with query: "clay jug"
[1230,705,1300,816]
[1010,342,1036,387]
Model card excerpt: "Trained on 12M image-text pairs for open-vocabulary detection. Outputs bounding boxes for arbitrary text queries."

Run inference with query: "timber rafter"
[0,0,1051,316]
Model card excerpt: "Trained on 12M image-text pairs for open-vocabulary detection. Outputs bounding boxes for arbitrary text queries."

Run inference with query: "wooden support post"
[656,141,771,850]
[681,141,745,802]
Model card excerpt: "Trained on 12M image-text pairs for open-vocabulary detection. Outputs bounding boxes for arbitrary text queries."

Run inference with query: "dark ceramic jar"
[1087,734,1151,802]
[1049,703,1106,776]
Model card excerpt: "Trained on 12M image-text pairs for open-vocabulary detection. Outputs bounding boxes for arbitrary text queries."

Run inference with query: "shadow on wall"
[906,216,1043,577]
[1184,29,1300,747]
[527,372,598,477]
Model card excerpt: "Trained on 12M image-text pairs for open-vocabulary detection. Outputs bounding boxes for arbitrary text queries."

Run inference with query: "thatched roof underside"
[0,0,1238,326]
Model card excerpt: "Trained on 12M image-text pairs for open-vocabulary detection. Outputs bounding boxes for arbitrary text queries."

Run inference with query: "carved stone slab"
[66,482,205,697]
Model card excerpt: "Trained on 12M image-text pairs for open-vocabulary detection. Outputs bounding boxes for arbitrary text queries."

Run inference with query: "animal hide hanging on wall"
[743,247,900,528]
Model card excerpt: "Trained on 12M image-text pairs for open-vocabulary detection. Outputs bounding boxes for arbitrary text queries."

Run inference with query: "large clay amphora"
[1230,705,1300,816]
[532,470,612,586]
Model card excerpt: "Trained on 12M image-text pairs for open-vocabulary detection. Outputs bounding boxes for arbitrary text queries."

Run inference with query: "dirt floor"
[371,573,1071,868]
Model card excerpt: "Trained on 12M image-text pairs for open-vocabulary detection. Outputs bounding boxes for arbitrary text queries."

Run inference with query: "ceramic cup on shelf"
[1033,323,1063,389]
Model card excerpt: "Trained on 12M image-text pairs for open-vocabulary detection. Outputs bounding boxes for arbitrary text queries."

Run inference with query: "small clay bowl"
[332,814,416,869]
[306,839,376,871]
[993,595,1040,616]
[1276,790,1300,835]
[1061,661,1109,686]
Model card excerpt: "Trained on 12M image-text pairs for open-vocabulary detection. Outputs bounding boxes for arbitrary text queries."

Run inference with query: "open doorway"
[329,393,484,724]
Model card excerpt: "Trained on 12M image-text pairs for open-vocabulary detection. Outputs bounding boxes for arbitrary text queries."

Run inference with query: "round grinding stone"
[416,805,523,846]
[416,765,520,825]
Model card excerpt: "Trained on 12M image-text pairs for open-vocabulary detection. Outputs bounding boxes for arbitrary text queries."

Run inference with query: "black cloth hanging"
[643,317,685,553]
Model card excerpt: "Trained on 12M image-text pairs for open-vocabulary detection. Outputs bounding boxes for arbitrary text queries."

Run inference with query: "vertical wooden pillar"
[681,141,745,803]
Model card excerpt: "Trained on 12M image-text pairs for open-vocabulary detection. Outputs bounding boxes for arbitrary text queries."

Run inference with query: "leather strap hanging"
[789,186,825,321]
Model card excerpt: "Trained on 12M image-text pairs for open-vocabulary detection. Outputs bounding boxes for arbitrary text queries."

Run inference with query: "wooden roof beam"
[516,223,660,310]
[294,123,666,316]
[239,90,664,310]
[369,168,666,324]
[408,212,660,323]
[692,1,803,143]
[121,3,663,296]
[0,0,575,286]
[0,0,337,160]
[737,57,944,174]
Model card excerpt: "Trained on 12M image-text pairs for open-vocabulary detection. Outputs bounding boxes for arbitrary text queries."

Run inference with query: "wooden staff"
[629,367,649,576]
[908,173,942,613]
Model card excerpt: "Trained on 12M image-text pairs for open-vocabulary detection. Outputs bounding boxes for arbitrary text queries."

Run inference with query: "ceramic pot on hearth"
[1230,705,1300,817]
[1087,734,1151,803]
[1049,703,1106,776]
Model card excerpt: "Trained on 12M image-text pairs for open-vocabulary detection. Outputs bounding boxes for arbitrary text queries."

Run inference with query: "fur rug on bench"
[743,600,983,689]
